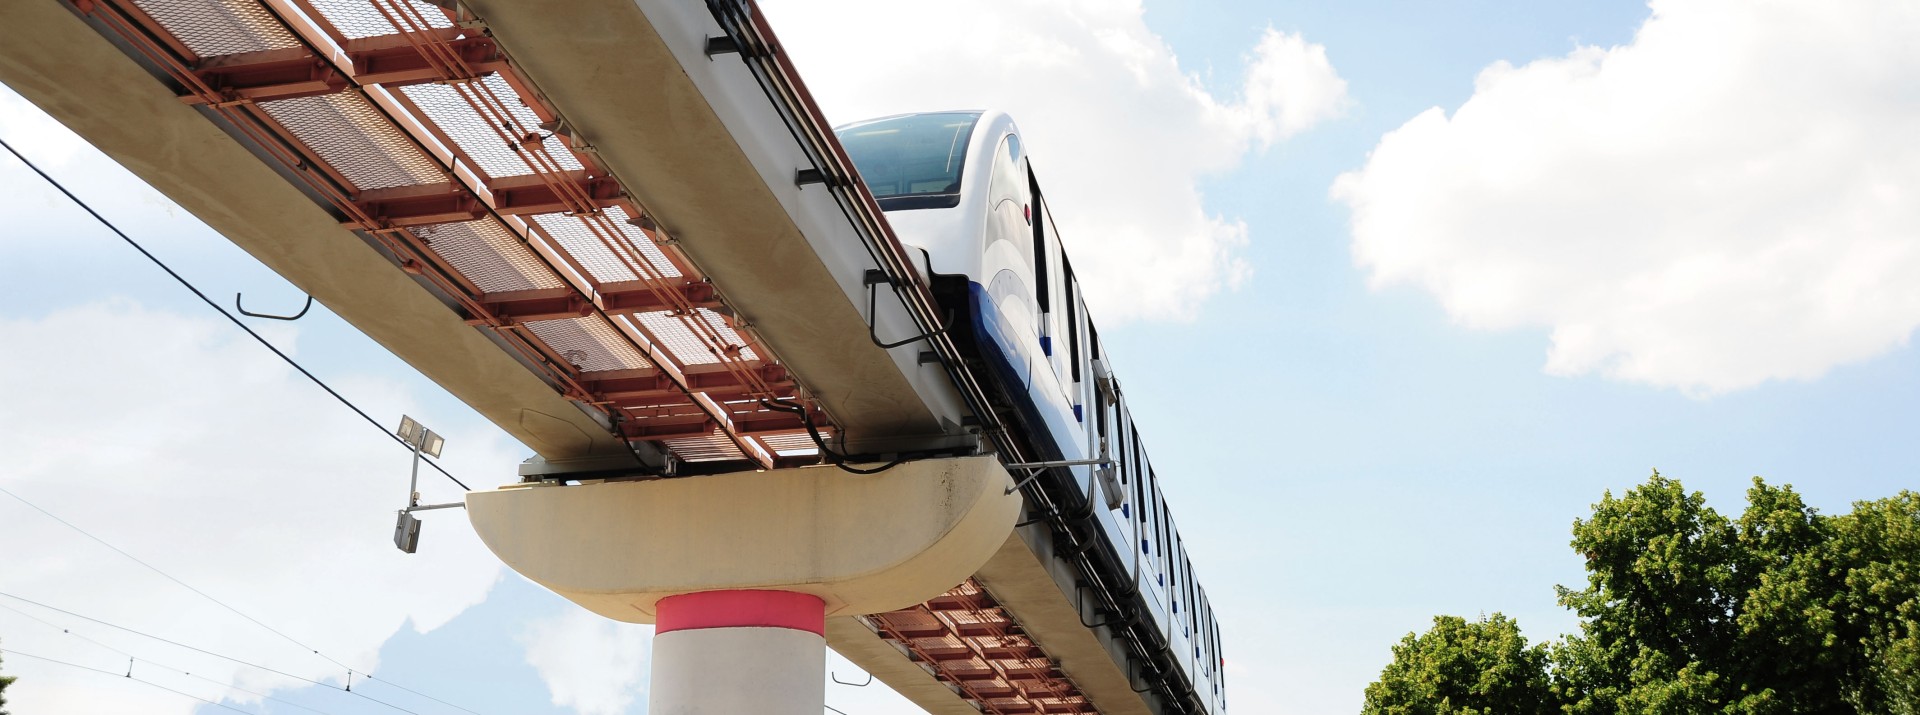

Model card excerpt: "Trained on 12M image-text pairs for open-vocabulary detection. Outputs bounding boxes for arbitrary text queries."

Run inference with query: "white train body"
[838,111,1228,714]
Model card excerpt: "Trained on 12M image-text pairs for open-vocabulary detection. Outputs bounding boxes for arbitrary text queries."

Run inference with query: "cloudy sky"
[3,0,1919,713]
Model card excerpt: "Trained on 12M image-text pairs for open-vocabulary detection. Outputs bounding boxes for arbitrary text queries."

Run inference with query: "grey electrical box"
[394,512,422,554]
[1097,465,1126,510]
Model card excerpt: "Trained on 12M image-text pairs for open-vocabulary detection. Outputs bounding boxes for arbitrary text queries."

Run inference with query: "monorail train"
[838,111,1229,714]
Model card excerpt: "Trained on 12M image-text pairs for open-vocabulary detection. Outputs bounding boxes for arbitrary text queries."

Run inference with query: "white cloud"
[520,605,652,715]
[0,301,513,714]
[763,1,1348,322]
[1332,0,1920,395]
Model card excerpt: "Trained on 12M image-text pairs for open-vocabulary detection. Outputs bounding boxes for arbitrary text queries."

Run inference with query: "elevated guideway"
[0,1,1195,712]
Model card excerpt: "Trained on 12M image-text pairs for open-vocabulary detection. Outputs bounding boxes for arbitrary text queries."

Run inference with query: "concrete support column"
[650,590,826,715]
[467,457,1020,712]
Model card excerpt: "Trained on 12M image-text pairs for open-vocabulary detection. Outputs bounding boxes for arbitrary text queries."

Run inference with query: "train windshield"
[836,112,980,210]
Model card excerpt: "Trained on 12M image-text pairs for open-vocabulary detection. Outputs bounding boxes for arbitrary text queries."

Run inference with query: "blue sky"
[4,1,1917,714]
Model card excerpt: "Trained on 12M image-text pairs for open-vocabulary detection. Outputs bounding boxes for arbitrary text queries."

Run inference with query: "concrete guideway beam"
[464,455,1021,620]
[458,0,954,441]
[0,1,633,460]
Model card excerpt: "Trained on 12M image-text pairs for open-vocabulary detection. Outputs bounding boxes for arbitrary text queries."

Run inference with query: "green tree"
[1364,473,1920,715]
[1362,613,1559,715]
[1554,476,1916,713]
[1,643,13,715]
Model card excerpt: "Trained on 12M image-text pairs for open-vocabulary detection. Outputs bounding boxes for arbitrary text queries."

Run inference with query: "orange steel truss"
[868,579,1097,714]
[69,0,833,469]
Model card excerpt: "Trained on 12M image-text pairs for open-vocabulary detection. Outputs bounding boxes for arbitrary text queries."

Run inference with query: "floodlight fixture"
[396,415,443,458]
[397,415,424,446]
[390,414,461,554]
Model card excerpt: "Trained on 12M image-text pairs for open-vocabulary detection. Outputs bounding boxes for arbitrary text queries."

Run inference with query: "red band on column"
[655,590,825,636]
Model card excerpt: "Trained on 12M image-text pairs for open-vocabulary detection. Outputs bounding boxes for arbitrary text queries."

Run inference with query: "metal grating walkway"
[80,0,826,467]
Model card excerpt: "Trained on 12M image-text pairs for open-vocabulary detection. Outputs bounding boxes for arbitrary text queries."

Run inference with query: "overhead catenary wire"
[0,648,260,715]
[0,592,431,715]
[0,135,469,493]
[0,489,486,715]
[0,601,339,715]
[0,482,350,672]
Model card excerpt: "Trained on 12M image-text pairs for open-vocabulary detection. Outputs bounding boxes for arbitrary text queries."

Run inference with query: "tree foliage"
[1,644,13,715]
[1365,473,1920,715]
[1362,613,1558,714]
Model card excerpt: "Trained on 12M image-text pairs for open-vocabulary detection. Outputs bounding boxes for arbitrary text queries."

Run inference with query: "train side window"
[1203,602,1215,655]
[1094,384,1110,457]
[1181,554,1191,619]
[1152,485,1165,574]
[1174,543,1184,609]
[1065,266,1081,382]
[1213,620,1224,685]
[1121,426,1136,488]
[1129,425,1143,504]
[1158,495,1171,576]
[1180,547,1190,621]
[1188,563,1199,632]
[1169,538,1179,609]
[1029,173,1049,315]
[1208,609,1220,679]
[1147,480,1160,560]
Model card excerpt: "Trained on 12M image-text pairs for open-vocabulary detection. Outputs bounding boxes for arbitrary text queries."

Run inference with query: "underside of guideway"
[0,1,1170,712]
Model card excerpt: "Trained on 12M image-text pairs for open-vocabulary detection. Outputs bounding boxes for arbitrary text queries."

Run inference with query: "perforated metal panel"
[305,0,453,39]
[259,93,445,190]
[523,316,651,372]
[633,309,756,365]
[132,0,301,57]
[868,580,1097,713]
[399,75,584,179]
[530,207,681,283]
[758,432,819,457]
[411,220,562,292]
[662,429,748,463]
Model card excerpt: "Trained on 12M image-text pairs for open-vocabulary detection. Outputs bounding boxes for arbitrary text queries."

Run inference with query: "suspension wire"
[0,482,352,671]
[0,592,433,715]
[0,602,339,715]
[0,135,469,492]
[0,491,484,715]
[0,648,260,715]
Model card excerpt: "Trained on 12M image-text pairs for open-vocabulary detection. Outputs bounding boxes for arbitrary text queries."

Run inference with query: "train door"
[1169,536,1195,684]
[1193,594,1218,711]
[1213,616,1228,712]
[1028,175,1072,396]
[1017,173,1086,459]
[1139,474,1173,647]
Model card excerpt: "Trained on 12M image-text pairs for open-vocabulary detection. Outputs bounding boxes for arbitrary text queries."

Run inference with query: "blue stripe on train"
[968,282,1087,465]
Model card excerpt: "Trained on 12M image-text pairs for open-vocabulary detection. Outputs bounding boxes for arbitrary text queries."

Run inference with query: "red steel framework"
[71,0,825,468]
[51,0,1103,709]
[867,579,1097,714]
